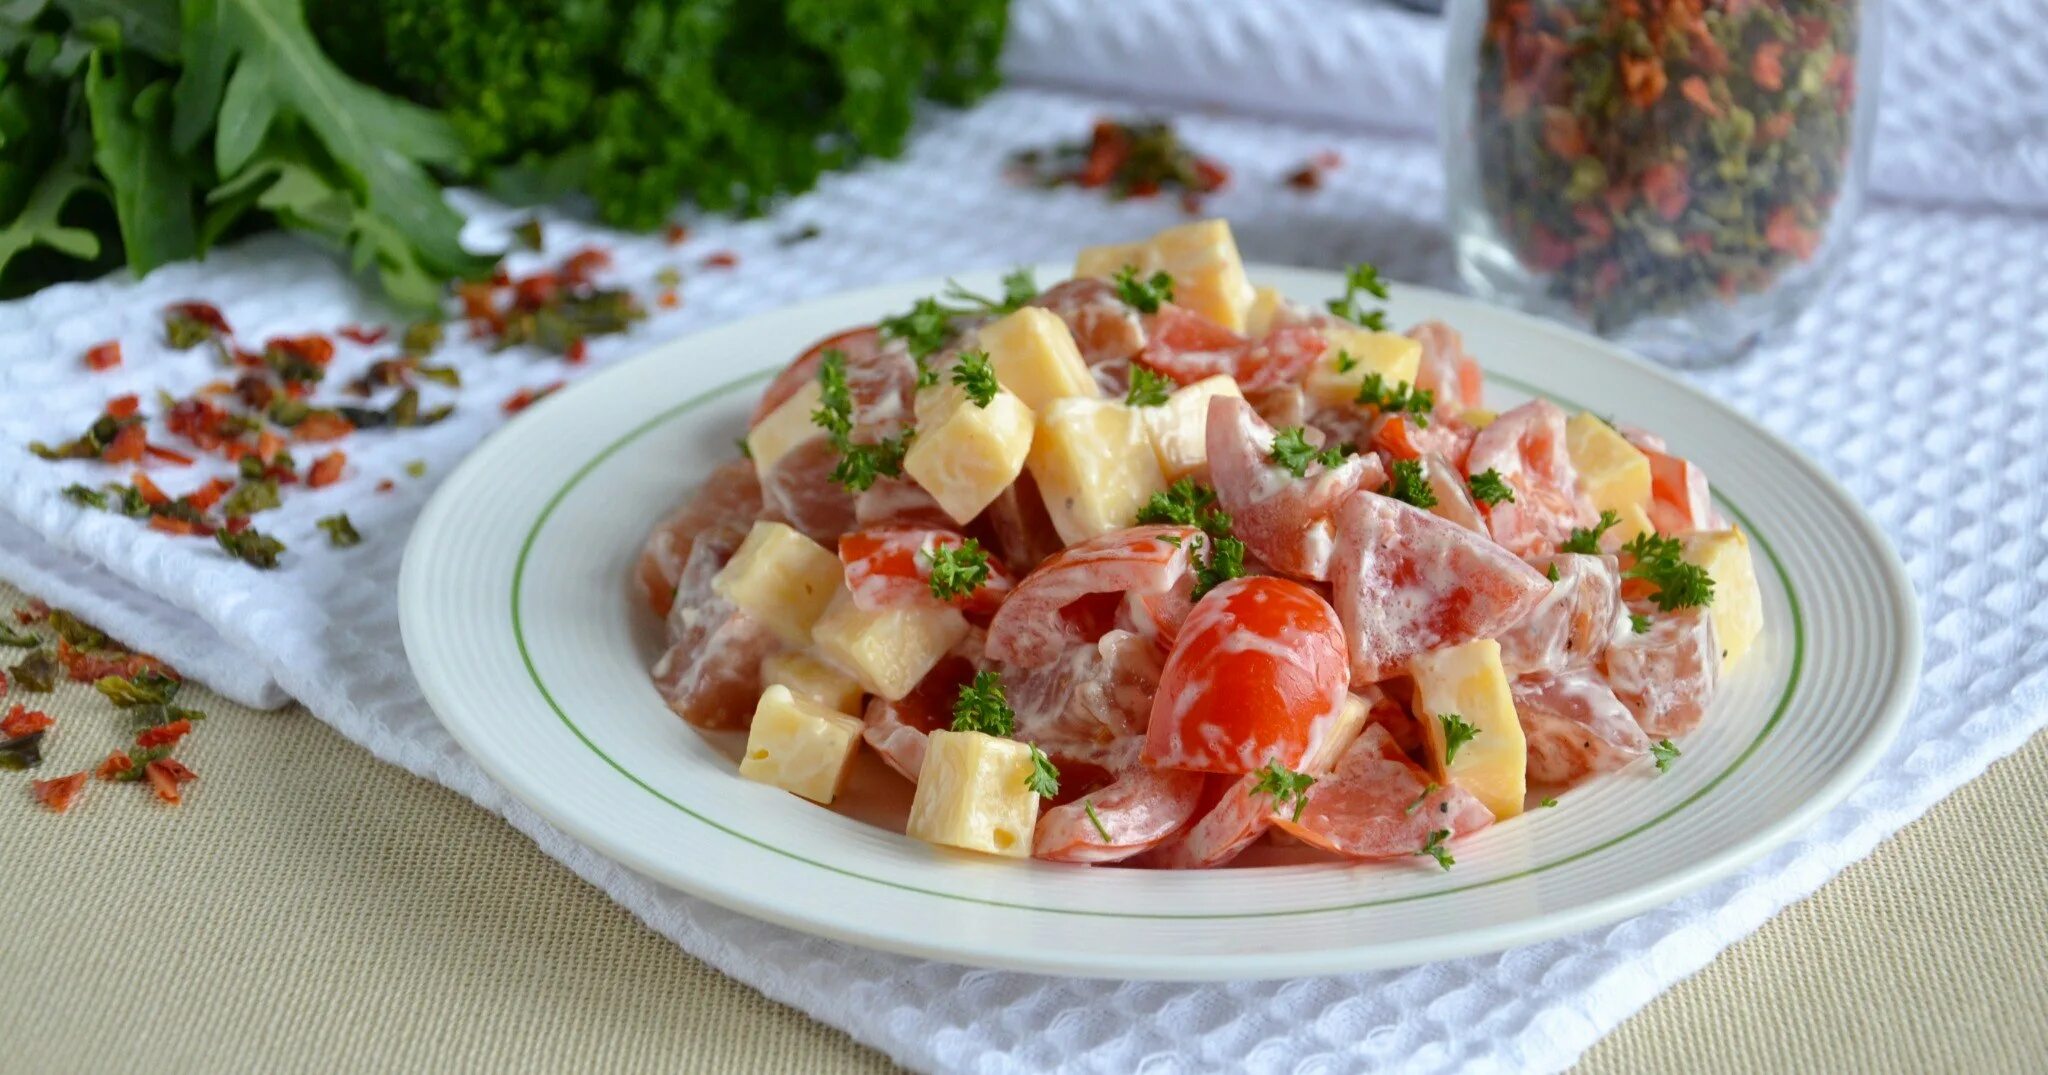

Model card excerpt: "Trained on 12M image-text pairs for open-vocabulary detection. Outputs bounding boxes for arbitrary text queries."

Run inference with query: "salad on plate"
[634,220,1764,869]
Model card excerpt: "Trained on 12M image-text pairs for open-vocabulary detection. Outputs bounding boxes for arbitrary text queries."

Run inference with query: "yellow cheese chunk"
[977,307,1100,411]
[1140,374,1243,480]
[711,521,842,647]
[906,730,1040,857]
[1027,397,1167,544]
[744,379,825,479]
[760,651,864,715]
[1244,285,1289,338]
[1307,692,1372,773]
[810,587,968,701]
[1410,639,1527,820]
[903,382,1036,524]
[1074,219,1255,332]
[1303,326,1423,409]
[1682,528,1764,672]
[1566,412,1654,539]
[738,685,864,804]
[1461,407,1499,429]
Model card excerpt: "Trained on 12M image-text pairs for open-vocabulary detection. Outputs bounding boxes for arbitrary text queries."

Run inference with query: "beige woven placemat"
[0,577,2041,1074]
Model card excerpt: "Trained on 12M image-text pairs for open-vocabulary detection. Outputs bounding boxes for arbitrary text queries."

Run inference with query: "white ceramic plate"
[400,266,1919,981]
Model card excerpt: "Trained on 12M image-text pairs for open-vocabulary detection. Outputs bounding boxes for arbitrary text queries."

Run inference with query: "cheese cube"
[1140,374,1243,480]
[712,521,843,646]
[1303,326,1423,408]
[1461,407,1499,429]
[1410,639,1527,820]
[745,379,825,478]
[906,730,1041,857]
[1682,528,1764,672]
[1244,285,1289,338]
[1306,692,1372,773]
[1074,219,1256,332]
[738,685,864,804]
[1027,397,1167,544]
[903,382,1036,524]
[1566,412,1654,539]
[760,651,865,715]
[978,307,1100,411]
[810,587,968,701]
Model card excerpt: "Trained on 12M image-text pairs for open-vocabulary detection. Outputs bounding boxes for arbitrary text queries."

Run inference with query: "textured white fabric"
[1,6,2043,1070]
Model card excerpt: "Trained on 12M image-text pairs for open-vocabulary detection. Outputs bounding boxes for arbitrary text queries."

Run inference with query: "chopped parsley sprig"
[882,268,1039,372]
[1191,533,1246,600]
[1651,738,1681,772]
[1025,744,1061,798]
[951,349,999,407]
[1468,468,1515,506]
[925,539,993,602]
[1558,509,1621,554]
[1328,261,1390,331]
[1355,372,1433,426]
[1621,532,1716,611]
[951,670,1015,737]
[1439,713,1478,764]
[1250,761,1316,821]
[1381,458,1437,509]
[1135,478,1232,539]
[1112,265,1174,313]
[811,348,913,492]
[1269,427,1353,478]
[1126,365,1174,407]
[1416,828,1455,870]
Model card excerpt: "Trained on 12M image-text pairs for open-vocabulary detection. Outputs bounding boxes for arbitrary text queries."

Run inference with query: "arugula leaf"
[85,51,198,275]
[317,512,362,547]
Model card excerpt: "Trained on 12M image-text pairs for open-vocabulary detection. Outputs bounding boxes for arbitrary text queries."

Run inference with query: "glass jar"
[1443,0,1881,365]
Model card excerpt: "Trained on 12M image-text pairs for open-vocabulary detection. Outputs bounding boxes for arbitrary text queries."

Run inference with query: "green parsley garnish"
[1084,800,1111,841]
[1540,796,1560,808]
[216,527,286,569]
[812,348,913,492]
[1545,562,1561,582]
[1630,612,1653,634]
[1621,532,1716,611]
[1328,261,1390,331]
[829,435,912,492]
[941,268,1039,317]
[62,483,108,510]
[1558,509,1621,554]
[1333,349,1358,374]
[951,349,999,407]
[1250,760,1316,821]
[1381,458,1438,509]
[1025,744,1060,798]
[882,270,1040,371]
[1439,713,1478,765]
[1268,426,1353,478]
[405,459,429,477]
[318,513,363,548]
[1354,372,1433,426]
[1416,828,1455,870]
[1651,738,1681,772]
[1191,534,1246,601]
[1405,782,1441,816]
[1135,478,1232,538]
[812,349,856,441]
[1111,265,1174,313]
[926,539,992,602]
[1467,468,1516,506]
[1126,365,1174,407]
[951,670,1015,737]
[879,297,956,361]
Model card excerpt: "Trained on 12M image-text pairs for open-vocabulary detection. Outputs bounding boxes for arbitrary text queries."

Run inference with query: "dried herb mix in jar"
[1471,0,1862,334]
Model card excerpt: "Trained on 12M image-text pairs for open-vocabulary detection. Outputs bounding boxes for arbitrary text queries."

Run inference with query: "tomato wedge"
[1143,576,1350,774]
[984,526,1197,668]
[1271,723,1495,859]
[750,326,881,427]
[635,458,764,617]
[839,527,1014,616]
[1205,395,1384,581]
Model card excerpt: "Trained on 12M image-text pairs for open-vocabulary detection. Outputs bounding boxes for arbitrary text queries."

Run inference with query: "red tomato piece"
[1271,723,1494,859]
[750,326,880,428]
[1328,490,1550,682]
[306,450,347,489]
[144,760,184,804]
[839,527,1014,616]
[292,411,355,443]
[1464,399,1598,557]
[1496,553,1628,676]
[102,423,147,463]
[758,436,857,545]
[1143,576,1351,774]
[1032,765,1206,864]
[1418,452,1486,532]
[32,772,88,813]
[1135,309,1326,393]
[1137,772,1271,869]
[1512,668,1651,786]
[1206,395,1386,581]
[649,536,779,729]
[131,472,170,507]
[1030,278,1147,365]
[1603,605,1719,737]
[1635,440,1721,535]
[984,526,1197,668]
[147,516,210,537]
[135,719,193,749]
[1407,320,1484,415]
[635,458,763,617]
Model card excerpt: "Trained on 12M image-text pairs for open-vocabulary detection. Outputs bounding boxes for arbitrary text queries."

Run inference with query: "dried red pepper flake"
[82,341,122,371]
[1640,162,1691,222]
[513,272,561,310]
[20,599,50,624]
[223,515,252,535]
[146,515,210,537]
[338,325,389,346]
[306,451,347,488]
[0,669,8,697]
[1283,150,1342,191]
[267,333,336,367]
[375,479,396,493]
[136,719,193,750]
[2,704,53,738]
[185,477,235,513]
[1679,76,1722,118]
[101,423,148,464]
[1764,206,1820,259]
[292,412,356,443]
[144,760,183,804]
[54,640,173,684]
[131,472,170,507]
[503,382,564,415]
[561,247,612,285]
[564,338,588,365]
[1011,118,1229,207]
[702,251,738,270]
[1751,40,1785,92]
[143,444,196,466]
[664,223,689,245]
[255,430,286,464]
[456,281,499,321]
[32,772,88,813]
[165,301,231,335]
[96,751,133,781]
[106,394,141,420]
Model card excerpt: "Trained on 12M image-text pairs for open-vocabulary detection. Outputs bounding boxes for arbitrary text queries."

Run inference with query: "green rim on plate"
[509,369,1805,919]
